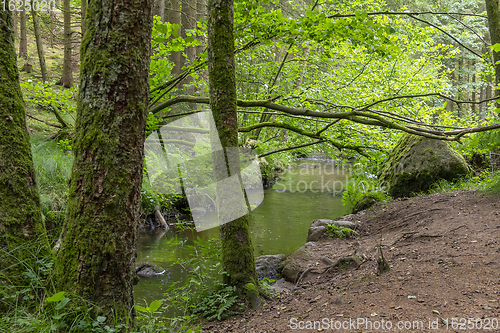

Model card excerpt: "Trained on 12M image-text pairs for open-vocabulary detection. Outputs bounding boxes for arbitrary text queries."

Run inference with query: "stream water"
[133,156,350,305]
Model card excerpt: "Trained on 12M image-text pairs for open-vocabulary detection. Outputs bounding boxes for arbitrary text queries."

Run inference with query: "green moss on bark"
[207,0,259,302]
[52,0,152,325]
[0,10,50,291]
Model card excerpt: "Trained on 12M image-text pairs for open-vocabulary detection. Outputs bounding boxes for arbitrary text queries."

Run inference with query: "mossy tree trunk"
[207,0,258,301]
[53,0,152,325]
[0,9,50,289]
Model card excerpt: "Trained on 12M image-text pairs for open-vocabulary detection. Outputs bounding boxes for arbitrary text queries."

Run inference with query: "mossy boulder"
[378,134,471,198]
[307,219,357,242]
[277,245,313,283]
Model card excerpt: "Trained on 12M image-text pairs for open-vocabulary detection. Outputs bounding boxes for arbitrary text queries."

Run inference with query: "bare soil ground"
[203,190,500,333]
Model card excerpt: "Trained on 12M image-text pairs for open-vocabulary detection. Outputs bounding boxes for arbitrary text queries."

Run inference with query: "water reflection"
[133,157,349,304]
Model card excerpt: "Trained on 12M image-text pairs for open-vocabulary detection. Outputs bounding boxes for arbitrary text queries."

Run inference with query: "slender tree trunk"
[181,0,197,64]
[447,71,454,113]
[487,75,493,102]
[19,9,27,58]
[472,71,476,115]
[207,0,258,302]
[53,0,152,325]
[0,9,50,296]
[457,57,463,118]
[12,11,17,39]
[152,0,165,21]
[167,0,182,74]
[49,11,56,48]
[181,0,197,98]
[31,7,48,81]
[196,0,206,55]
[480,84,485,120]
[61,0,73,87]
[81,0,87,36]
[486,0,500,102]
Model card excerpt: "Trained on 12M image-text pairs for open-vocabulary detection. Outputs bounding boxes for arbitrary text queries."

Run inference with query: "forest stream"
[133,156,350,305]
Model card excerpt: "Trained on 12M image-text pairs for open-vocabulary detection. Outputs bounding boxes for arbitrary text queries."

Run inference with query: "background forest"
[3,0,500,332]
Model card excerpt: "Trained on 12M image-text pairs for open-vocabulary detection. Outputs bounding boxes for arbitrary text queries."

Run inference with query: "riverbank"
[204,189,500,332]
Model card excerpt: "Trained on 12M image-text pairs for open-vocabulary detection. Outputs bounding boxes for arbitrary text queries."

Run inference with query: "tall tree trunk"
[18,9,27,58]
[61,0,73,87]
[0,9,50,296]
[49,11,56,48]
[53,0,152,324]
[472,71,476,115]
[487,75,493,102]
[480,84,486,120]
[31,7,48,82]
[196,0,206,56]
[181,0,197,98]
[447,71,455,114]
[181,0,197,64]
[81,0,87,36]
[167,0,182,74]
[207,0,258,302]
[12,11,17,39]
[152,0,165,21]
[486,0,500,102]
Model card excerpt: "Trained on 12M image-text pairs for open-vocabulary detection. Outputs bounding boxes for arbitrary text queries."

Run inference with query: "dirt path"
[203,190,500,333]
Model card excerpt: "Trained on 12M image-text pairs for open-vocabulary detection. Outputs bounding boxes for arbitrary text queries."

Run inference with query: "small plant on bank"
[159,238,242,329]
[326,224,357,240]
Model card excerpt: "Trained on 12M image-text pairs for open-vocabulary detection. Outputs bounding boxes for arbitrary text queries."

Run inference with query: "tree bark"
[81,0,87,36]
[152,0,165,21]
[207,0,259,302]
[486,0,500,101]
[53,0,152,324]
[12,11,17,39]
[31,7,48,82]
[196,0,206,56]
[19,9,27,58]
[166,0,182,74]
[61,0,73,87]
[0,9,50,294]
[182,0,197,63]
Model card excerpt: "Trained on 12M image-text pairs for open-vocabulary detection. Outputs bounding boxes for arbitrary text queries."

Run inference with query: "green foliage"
[325,224,357,240]
[159,237,242,329]
[259,278,278,298]
[30,134,73,241]
[20,80,77,114]
[482,172,500,195]
[342,161,391,211]
[56,139,72,152]
[192,285,239,321]
[134,300,170,333]
[140,177,180,215]
[0,240,129,333]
